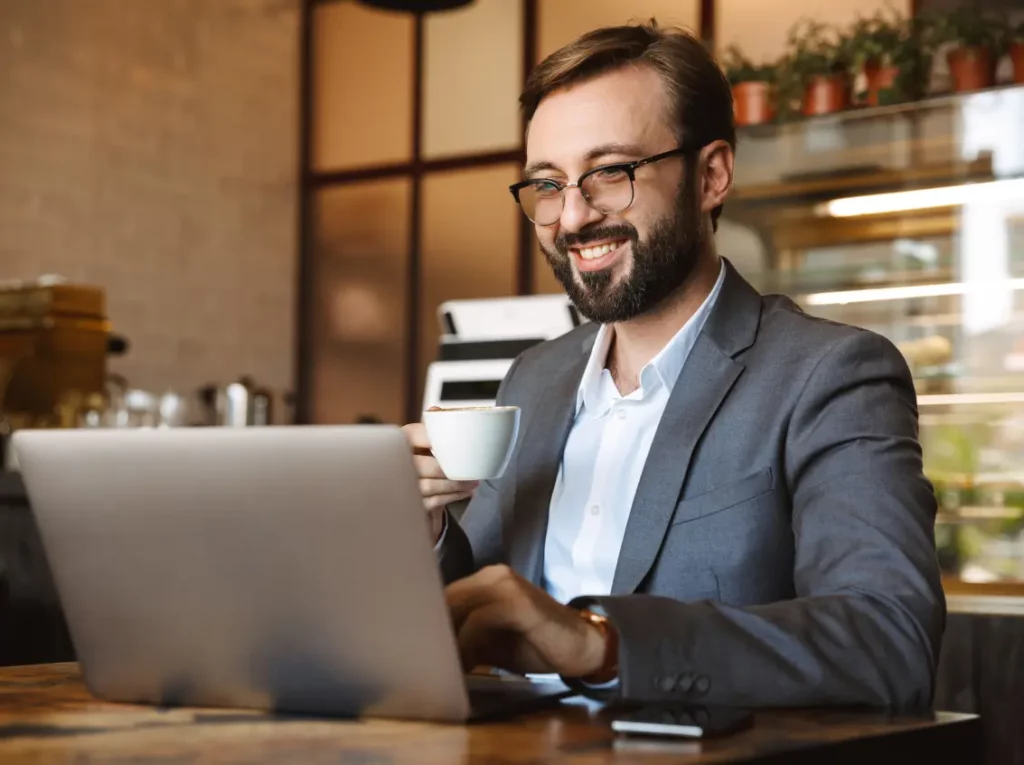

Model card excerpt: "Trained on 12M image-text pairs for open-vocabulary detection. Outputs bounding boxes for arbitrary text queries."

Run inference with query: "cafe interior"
[1,0,1024,761]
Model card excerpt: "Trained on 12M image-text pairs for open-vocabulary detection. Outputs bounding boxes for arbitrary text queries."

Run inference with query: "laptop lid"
[13,425,473,721]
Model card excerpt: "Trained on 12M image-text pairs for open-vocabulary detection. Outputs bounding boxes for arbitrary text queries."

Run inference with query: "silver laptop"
[12,425,572,722]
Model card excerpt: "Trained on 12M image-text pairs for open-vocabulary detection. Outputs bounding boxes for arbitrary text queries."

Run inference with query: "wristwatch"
[578,609,619,684]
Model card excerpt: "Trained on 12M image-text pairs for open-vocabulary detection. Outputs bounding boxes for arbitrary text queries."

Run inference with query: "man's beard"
[540,179,704,325]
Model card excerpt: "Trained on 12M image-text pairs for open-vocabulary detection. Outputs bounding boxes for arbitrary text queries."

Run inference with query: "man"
[403,21,944,709]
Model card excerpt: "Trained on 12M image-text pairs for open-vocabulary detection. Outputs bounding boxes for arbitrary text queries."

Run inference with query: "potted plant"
[722,46,777,126]
[778,19,852,117]
[933,7,1006,92]
[847,10,934,106]
[1011,20,1024,84]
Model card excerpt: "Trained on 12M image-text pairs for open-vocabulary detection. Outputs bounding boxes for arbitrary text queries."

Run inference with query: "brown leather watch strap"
[578,609,619,684]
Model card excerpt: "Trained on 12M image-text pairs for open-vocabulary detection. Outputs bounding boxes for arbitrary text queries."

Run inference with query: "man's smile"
[570,238,629,272]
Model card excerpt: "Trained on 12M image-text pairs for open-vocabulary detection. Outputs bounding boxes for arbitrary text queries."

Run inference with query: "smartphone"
[610,704,754,739]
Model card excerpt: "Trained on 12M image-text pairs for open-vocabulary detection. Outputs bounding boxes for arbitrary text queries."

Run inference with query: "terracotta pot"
[1011,43,1024,85]
[863,63,900,106]
[802,73,849,116]
[732,81,774,126]
[946,46,995,92]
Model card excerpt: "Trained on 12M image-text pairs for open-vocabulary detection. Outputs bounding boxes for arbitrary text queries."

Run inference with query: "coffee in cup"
[422,406,520,481]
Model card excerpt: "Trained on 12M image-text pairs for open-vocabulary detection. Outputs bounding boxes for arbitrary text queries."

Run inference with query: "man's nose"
[558,187,605,233]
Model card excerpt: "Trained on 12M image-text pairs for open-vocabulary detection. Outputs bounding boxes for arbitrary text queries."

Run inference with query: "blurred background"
[4,0,1024,585]
[3,0,1024,565]
[3,1,1024,757]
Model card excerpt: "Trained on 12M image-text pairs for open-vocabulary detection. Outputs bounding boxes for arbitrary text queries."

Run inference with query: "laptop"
[12,425,574,722]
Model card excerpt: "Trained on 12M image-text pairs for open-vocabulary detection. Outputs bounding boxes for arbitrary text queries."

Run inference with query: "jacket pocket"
[671,467,775,526]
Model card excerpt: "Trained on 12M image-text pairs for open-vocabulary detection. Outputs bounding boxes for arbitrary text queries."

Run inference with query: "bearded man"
[403,21,944,710]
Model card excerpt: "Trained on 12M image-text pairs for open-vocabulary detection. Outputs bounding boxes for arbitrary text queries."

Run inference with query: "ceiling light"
[803,279,1024,306]
[816,178,1024,218]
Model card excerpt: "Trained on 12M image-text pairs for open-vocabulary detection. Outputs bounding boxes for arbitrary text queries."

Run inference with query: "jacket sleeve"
[436,354,525,585]
[574,330,945,710]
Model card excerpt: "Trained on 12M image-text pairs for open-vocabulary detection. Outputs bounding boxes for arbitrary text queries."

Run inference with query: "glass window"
[312,2,414,171]
[419,163,520,405]
[538,0,699,62]
[309,179,411,425]
[422,0,523,159]
[716,0,911,63]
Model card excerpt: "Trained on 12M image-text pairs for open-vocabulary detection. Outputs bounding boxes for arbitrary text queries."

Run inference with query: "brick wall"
[0,0,299,410]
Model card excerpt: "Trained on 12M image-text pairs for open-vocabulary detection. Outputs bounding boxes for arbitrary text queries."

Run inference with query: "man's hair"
[520,19,735,230]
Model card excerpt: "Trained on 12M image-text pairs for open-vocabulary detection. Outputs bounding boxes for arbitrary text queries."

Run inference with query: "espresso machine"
[422,294,582,410]
[0,279,110,430]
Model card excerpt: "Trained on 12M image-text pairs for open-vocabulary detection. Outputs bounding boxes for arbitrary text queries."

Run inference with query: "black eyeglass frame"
[508,146,693,225]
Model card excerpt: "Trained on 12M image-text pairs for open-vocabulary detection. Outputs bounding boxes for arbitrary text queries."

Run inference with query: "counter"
[0,663,981,764]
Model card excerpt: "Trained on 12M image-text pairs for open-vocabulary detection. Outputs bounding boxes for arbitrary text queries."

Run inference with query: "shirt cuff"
[580,676,620,690]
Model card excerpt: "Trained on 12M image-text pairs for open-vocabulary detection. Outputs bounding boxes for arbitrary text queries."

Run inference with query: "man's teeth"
[576,241,624,260]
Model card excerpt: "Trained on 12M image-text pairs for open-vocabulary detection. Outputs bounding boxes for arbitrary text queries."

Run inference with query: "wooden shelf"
[943,576,1024,615]
[730,157,995,208]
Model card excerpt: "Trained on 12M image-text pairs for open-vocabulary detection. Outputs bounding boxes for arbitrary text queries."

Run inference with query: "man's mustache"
[555,225,637,254]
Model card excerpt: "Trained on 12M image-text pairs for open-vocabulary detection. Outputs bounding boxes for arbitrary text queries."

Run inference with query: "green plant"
[846,9,935,103]
[776,19,852,116]
[721,45,776,85]
[932,6,1007,53]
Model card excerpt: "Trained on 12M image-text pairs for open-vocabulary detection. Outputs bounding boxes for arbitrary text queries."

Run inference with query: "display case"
[720,83,1024,594]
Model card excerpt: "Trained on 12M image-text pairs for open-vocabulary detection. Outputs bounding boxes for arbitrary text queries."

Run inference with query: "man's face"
[525,65,705,324]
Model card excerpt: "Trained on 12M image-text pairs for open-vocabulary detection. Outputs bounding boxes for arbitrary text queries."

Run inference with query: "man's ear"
[699,140,734,214]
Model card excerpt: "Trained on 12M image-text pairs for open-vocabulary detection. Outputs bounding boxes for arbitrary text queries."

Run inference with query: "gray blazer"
[439,259,945,710]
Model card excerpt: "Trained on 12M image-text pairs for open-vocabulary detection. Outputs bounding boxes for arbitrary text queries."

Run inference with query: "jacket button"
[694,676,711,694]
[676,675,693,692]
[658,675,677,693]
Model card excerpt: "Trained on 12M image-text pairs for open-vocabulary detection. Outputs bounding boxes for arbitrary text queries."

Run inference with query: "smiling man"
[403,21,944,709]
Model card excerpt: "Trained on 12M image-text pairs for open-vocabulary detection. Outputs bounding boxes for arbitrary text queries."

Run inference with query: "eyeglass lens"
[518,166,635,225]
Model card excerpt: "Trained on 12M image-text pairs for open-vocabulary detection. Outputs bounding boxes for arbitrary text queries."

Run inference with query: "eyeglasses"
[509,147,690,226]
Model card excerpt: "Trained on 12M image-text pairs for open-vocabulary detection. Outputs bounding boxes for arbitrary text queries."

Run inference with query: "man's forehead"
[525,66,673,169]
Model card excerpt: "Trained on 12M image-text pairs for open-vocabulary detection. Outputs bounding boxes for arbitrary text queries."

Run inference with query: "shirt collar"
[575,258,728,417]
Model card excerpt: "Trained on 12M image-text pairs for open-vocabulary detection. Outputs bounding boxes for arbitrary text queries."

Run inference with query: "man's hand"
[401,422,479,541]
[446,564,608,678]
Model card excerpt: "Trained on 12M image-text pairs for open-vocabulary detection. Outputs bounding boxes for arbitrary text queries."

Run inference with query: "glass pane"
[721,86,1024,585]
[312,3,413,171]
[716,0,911,63]
[419,163,520,407]
[422,0,523,159]
[310,179,411,425]
[537,0,699,62]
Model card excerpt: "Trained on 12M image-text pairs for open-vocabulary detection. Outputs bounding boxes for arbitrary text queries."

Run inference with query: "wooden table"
[0,663,980,764]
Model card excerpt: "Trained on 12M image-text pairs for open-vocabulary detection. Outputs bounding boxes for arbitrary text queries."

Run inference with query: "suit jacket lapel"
[610,336,743,594]
[506,333,593,585]
[611,259,762,594]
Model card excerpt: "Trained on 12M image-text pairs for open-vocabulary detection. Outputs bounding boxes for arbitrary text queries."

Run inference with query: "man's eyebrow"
[584,142,645,161]
[523,143,647,178]
[523,160,562,177]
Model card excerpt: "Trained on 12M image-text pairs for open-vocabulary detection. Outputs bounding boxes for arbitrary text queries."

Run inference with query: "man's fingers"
[419,477,477,498]
[401,422,430,450]
[454,602,515,672]
[446,565,526,630]
[423,491,474,511]
[412,455,448,479]
[446,573,505,631]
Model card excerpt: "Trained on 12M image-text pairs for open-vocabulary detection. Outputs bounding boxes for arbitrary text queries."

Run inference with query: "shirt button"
[616,408,627,420]
[590,505,600,516]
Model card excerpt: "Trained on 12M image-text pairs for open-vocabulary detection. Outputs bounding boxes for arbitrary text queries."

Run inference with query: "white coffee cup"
[422,406,521,481]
